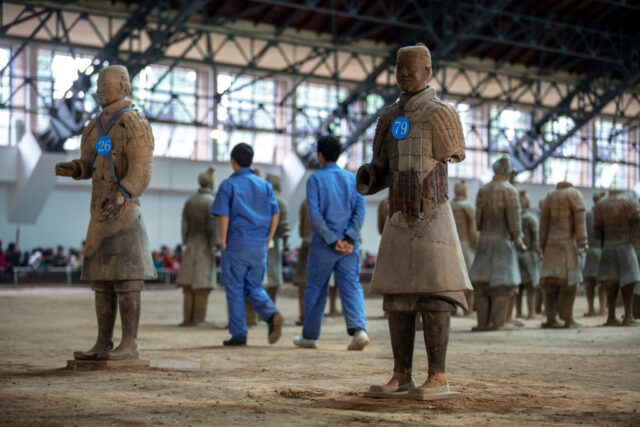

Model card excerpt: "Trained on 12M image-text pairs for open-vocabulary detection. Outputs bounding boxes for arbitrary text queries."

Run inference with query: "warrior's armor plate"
[540,182,587,286]
[594,191,640,287]
[356,87,472,309]
[72,98,156,282]
[468,177,522,288]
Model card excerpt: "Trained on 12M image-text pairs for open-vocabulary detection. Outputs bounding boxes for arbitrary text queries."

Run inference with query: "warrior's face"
[96,66,130,107]
[396,53,429,94]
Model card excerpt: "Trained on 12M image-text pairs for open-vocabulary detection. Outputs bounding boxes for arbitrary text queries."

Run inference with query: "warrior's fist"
[55,161,79,177]
[101,192,126,218]
[514,238,527,252]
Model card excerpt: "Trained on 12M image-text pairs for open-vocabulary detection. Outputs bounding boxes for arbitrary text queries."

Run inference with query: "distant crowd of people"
[0,240,83,274]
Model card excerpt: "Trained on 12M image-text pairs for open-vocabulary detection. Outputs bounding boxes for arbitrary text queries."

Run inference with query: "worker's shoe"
[267,313,283,344]
[347,330,370,351]
[293,336,317,349]
[368,372,415,394]
[223,338,246,346]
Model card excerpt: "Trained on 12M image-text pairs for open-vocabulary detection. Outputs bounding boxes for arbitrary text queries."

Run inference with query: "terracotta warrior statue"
[583,191,607,317]
[450,180,478,316]
[516,190,541,319]
[264,173,290,303]
[55,65,155,360]
[357,43,471,399]
[468,157,523,331]
[175,167,219,326]
[594,190,640,326]
[634,203,640,320]
[292,199,312,325]
[539,182,587,328]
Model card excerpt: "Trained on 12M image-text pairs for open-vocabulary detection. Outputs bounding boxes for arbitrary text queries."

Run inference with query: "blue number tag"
[96,136,113,156]
[392,116,409,140]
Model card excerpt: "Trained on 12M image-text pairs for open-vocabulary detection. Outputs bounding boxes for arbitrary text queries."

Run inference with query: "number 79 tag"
[392,116,409,140]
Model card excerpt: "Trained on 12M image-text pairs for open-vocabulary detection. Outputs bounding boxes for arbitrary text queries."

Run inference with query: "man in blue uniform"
[211,143,283,346]
[294,136,369,350]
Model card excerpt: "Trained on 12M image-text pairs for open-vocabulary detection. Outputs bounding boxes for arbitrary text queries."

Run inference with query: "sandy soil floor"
[0,285,638,426]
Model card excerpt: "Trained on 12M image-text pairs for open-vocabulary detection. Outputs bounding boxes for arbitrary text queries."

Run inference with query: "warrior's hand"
[579,244,589,255]
[282,237,290,252]
[55,161,79,177]
[102,193,126,218]
[514,238,527,252]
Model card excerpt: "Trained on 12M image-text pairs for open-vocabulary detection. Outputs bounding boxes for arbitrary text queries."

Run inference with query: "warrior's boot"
[179,287,196,327]
[245,298,258,326]
[327,285,339,317]
[584,278,597,317]
[74,290,117,360]
[542,283,562,328]
[634,293,640,320]
[369,312,416,394]
[526,288,536,319]
[620,283,638,326]
[409,311,453,398]
[604,283,621,326]
[472,289,491,331]
[194,289,210,324]
[559,284,581,328]
[490,295,513,330]
[296,283,306,326]
[266,286,278,304]
[463,290,474,316]
[101,291,141,360]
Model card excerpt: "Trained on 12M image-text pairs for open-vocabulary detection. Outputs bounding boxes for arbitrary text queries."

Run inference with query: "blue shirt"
[211,168,280,249]
[306,162,366,246]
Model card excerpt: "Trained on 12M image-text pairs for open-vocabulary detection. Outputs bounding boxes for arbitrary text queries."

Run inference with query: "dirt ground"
[0,285,638,426]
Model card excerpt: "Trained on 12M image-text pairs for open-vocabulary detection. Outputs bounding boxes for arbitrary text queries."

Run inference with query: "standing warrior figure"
[539,182,587,328]
[292,199,312,325]
[583,191,607,317]
[357,43,471,400]
[175,167,219,326]
[516,190,541,320]
[54,65,156,360]
[594,190,640,326]
[468,157,523,331]
[264,173,290,303]
[450,180,478,316]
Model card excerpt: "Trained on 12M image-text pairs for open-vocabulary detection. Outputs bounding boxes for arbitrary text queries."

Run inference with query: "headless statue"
[583,191,607,317]
[516,190,541,319]
[292,199,312,325]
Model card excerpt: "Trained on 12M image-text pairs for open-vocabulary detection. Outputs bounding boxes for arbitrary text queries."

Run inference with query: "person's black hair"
[317,135,341,162]
[231,143,254,167]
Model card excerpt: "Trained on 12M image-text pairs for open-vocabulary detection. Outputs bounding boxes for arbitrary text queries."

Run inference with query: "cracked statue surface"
[55,65,155,361]
[356,42,471,400]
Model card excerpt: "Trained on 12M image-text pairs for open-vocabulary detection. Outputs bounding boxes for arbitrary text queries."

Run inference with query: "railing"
[12,266,81,285]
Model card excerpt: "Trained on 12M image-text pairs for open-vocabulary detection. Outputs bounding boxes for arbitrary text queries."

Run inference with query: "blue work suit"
[211,167,280,343]
[302,162,367,340]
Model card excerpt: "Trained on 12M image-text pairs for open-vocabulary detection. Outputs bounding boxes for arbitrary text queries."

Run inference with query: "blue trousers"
[302,241,367,340]
[221,246,278,342]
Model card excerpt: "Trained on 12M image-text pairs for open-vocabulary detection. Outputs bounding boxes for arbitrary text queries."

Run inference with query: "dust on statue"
[356,42,471,400]
[55,65,155,361]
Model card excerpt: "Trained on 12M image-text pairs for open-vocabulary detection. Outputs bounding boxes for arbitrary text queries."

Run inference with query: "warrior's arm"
[181,204,188,244]
[119,114,154,197]
[356,112,391,195]
[571,191,588,249]
[68,120,97,180]
[539,198,550,250]
[466,204,479,245]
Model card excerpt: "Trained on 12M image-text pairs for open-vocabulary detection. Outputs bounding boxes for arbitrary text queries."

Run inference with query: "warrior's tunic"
[356,86,472,310]
[519,209,541,287]
[582,209,602,280]
[450,197,477,270]
[72,98,156,283]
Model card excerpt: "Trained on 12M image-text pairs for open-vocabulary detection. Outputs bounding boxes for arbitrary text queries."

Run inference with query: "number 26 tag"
[392,116,409,140]
[96,136,113,156]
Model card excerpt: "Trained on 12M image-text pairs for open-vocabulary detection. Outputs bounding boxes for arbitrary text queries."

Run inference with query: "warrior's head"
[198,167,214,189]
[454,180,468,200]
[396,43,432,94]
[593,190,606,203]
[266,173,282,193]
[97,65,131,107]
[519,190,530,210]
[492,156,513,179]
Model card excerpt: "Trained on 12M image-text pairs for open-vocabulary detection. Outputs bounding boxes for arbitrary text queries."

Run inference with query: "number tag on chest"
[96,136,113,156]
[392,116,409,140]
